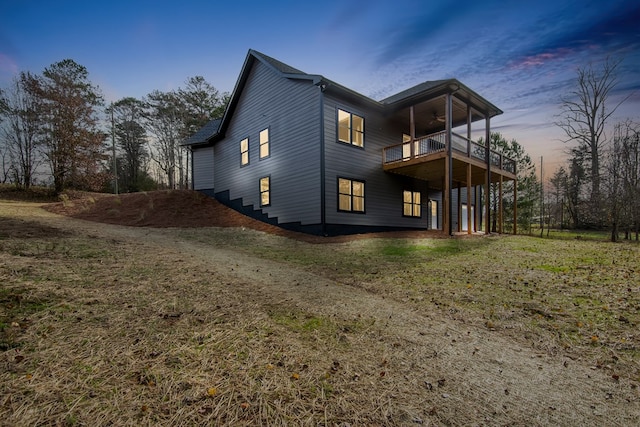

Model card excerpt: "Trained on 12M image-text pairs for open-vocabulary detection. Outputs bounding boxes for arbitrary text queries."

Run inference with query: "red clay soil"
[44,190,448,243]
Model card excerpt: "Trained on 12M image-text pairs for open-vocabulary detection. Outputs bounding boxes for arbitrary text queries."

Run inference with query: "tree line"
[477,58,638,241]
[0,59,228,193]
[548,58,639,241]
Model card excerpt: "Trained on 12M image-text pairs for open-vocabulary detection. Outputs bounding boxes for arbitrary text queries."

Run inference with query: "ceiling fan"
[430,112,445,124]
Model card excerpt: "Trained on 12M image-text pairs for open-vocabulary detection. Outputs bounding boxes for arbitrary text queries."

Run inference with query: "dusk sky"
[1,0,639,173]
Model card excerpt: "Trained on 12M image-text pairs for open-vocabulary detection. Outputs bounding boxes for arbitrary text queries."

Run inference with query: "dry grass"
[1,197,639,426]
[176,228,640,378]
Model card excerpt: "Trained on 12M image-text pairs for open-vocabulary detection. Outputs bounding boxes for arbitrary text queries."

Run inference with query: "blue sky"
[1,0,639,171]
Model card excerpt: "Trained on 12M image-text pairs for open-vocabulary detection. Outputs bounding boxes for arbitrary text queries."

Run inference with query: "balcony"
[382,131,516,187]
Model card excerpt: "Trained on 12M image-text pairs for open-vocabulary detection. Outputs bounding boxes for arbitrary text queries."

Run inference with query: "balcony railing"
[383,131,516,175]
[382,132,446,163]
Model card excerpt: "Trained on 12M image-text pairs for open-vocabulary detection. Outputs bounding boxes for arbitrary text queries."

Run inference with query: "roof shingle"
[182,118,222,146]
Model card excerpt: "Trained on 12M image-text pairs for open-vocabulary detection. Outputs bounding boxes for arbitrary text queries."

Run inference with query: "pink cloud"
[508,48,575,70]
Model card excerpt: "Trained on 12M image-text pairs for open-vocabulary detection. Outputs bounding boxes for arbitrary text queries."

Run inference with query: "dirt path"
[4,201,639,425]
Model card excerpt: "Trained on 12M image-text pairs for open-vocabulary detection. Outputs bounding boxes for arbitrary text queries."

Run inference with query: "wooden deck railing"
[383,131,516,175]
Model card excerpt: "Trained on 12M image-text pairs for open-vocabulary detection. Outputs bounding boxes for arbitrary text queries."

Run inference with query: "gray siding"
[323,95,438,229]
[214,60,321,225]
[192,146,214,190]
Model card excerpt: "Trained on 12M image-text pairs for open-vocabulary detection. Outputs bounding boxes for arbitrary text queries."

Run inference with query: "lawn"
[177,227,640,378]
[1,198,639,426]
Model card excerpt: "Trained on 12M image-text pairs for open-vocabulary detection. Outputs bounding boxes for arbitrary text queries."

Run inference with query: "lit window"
[403,191,421,217]
[240,138,249,165]
[259,128,269,158]
[338,178,365,213]
[260,176,270,207]
[337,109,364,147]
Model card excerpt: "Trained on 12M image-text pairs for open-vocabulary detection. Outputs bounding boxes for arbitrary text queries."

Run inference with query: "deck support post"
[513,183,518,234]
[410,105,416,158]
[446,93,453,236]
[457,185,462,232]
[485,115,491,235]
[499,175,503,234]
[475,180,481,232]
[467,105,472,156]
[467,163,472,234]
[443,173,449,233]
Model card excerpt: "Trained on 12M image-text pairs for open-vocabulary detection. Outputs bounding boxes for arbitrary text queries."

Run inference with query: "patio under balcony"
[380,80,518,235]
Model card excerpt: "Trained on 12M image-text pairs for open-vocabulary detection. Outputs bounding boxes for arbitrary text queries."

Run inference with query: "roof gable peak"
[249,49,308,76]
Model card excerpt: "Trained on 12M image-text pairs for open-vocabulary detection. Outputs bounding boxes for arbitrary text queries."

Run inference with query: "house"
[184,49,517,236]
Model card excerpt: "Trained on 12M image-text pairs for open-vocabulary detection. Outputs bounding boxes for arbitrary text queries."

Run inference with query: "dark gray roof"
[250,50,306,75]
[184,50,502,148]
[380,80,452,104]
[182,118,222,146]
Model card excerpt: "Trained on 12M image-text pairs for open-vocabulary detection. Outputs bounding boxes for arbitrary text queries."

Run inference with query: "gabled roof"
[381,79,503,117]
[251,50,306,75]
[183,49,502,148]
[183,49,324,148]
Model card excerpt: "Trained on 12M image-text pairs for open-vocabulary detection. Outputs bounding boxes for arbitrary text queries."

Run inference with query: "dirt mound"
[45,190,285,231]
[44,189,448,242]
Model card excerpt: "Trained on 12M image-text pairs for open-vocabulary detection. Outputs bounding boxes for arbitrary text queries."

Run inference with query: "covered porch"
[380,81,517,235]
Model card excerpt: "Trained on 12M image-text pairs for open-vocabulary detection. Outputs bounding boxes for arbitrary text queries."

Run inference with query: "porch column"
[467,163,472,234]
[410,105,416,158]
[475,181,481,232]
[446,93,453,235]
[485,115,491,235]
[457,185,461,232]
[499,175,503,234]
[513,183,518,234]
[443,174,449,233]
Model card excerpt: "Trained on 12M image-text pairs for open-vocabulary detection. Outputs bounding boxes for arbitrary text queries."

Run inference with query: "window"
[403,191,421,217]
[240,138,249,165]
[338,178,365,213]
[259,128,269,159]
[337,109,364,147]
[260,176,270,207]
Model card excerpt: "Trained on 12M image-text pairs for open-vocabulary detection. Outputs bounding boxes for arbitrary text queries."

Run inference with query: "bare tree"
[177,76,229,187]
[107,98,149,192]
[178,76,228,134]
[549,166,568,229]
[0,73,42,188]
[30,59,107,193]
[556,58,627,224]
[610,120,640,240]
[144,77,228,189]
[144,90,184,189]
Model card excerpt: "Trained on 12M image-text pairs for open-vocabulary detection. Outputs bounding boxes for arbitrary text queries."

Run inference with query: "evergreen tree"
[478,132,539,233]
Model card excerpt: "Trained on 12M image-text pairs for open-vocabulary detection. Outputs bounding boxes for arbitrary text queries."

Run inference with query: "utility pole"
[111,104,118,194]
[540,156,544,237]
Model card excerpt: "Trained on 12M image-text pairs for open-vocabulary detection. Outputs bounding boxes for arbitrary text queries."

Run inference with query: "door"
[461,204,475,231]
[430,200,438,230]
